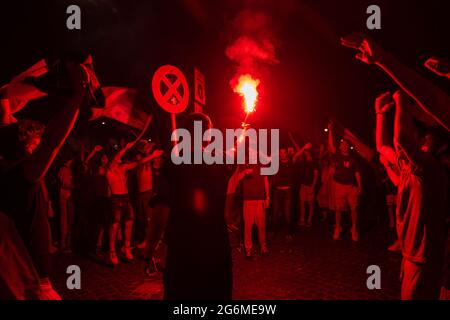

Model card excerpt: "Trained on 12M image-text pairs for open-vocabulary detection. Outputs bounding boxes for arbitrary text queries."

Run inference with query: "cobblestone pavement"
[51,223,401,300]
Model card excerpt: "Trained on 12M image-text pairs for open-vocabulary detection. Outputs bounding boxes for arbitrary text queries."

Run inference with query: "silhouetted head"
[16,120,45,155]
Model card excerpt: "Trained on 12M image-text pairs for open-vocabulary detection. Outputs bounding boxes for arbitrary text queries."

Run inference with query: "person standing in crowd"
[144,154,170,275]
[271,147,295,240]
[317,156,334,221]
[294,144,318,227]
[91,147,110,257]
[57,157,75,253]
[164,112,232,300]
[240,164,269,260]
[134,140,154,249]
[327,122,362,241]
[341,32,450,131]
[0,61,87,299]
[106,141,163,266]
[375,90,447,299]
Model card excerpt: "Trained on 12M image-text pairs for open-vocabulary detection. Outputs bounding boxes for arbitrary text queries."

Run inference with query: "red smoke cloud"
[226,10,279,85]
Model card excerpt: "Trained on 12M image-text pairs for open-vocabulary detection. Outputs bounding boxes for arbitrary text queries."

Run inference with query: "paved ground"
[51,223,401,300]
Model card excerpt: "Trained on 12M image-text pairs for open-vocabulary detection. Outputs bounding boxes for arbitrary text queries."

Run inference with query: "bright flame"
[234,74,260,113]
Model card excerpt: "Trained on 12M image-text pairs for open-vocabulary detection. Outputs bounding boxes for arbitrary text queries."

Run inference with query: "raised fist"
[375,92,395,114]
[341,32,384,64]
[424,56,450,78]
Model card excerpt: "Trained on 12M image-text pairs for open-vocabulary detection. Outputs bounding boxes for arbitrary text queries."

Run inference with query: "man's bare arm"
[374,92,396,164]
[23,63,85,182]
[327,122,336,154]
[341,32,450,131]
[393,91,421,167]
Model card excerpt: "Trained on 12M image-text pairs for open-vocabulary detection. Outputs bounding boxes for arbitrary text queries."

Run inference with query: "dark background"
[1,0,449,146]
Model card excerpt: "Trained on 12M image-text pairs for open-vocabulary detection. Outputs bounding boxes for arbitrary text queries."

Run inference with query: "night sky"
[1,0,449,146]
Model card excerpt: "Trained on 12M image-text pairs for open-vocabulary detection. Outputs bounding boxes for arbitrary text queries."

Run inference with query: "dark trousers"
[272,188,293,235]
[144,204,169,261]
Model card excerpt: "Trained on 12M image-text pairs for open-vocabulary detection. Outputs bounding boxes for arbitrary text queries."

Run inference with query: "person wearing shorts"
[106,142,163,265]
[328,122,362,241]
[298,149,319,227]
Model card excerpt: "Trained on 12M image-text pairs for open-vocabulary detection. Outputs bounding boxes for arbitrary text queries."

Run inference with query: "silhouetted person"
[164,113,232,300]
[0,61,86,299]
[375,90,447,299]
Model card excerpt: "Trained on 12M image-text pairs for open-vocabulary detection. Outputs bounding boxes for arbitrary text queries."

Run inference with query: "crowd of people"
[0,33,449,301]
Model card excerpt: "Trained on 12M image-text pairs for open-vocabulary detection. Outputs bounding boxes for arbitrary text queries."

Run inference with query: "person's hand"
[151,149,164,158]
[264,198,270,208]
[375,92,395,114]
[303,142,313,150]
[341,32,384,64]
[392,90,407,105]
[424,56,450,78]
[94,145,103,152]
[125,141,135,150]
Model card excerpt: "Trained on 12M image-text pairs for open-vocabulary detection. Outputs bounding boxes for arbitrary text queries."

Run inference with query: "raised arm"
[393,90,421,167]
[84,145,103,166]
[374,92,396,164]
[22,63,85,182]
[293,143,312,163]
[341,32,450,131]
[342,128,375,162]
[288,132,301,152]
[121,149,164,171]
[327,122,336,154]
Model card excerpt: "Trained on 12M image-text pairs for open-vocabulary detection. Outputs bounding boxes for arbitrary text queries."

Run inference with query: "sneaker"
[333,227,342,240]
[306,221,312,227]
[388,240,401,252]
[38,279,62,300]
[351,228,359,242]
[245,249,253,260]
[109,251,119,265]
[120,246,134,261]
[144,259,158,277]
[298,220,305,227]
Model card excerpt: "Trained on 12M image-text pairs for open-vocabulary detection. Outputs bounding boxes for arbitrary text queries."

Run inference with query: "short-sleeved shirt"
[396,152,447,264]
[242,165,266,201]
[272,162,295,189]
[332,153,359,186]
[299,160,319,187]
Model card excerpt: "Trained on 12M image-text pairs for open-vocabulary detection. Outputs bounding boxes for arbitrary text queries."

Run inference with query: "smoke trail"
[226,9,279,87]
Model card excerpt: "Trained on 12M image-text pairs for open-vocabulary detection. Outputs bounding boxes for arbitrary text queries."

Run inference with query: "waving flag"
[90,87,150,130]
